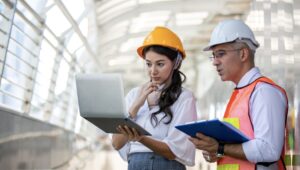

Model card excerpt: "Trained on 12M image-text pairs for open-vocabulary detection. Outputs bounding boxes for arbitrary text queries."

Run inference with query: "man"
[189,19,288,170]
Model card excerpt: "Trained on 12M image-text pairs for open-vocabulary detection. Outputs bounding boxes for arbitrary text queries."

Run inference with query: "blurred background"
[0,0,299,169]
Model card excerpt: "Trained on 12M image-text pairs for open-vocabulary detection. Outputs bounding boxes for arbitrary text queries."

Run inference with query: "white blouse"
[118,86,197,166]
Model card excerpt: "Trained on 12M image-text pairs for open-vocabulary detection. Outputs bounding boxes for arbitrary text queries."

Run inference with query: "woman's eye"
[146,63,152,67]
[158,63,164,67]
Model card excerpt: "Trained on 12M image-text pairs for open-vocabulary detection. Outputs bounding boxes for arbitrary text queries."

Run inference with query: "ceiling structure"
[93,0,252,95]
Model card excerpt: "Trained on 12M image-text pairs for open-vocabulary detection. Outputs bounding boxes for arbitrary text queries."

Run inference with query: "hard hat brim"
[202,41,228,51]
[203,45,212,51]
[203,38,260,52]
[137,44,186,59]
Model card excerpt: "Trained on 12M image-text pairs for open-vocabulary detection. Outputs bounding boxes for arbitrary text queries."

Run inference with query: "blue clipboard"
[175,119,249,143]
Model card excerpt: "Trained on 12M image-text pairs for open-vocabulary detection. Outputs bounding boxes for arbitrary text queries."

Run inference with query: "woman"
[112,26,197,170]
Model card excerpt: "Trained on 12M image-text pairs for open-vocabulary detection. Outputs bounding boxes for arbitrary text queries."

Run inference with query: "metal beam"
[53,0,100,67]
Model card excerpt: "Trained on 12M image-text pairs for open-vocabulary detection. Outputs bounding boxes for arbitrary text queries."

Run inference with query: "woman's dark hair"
[142,45,186,127]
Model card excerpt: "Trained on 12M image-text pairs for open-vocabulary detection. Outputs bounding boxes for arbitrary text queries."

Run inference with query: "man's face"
[211,43,243,84]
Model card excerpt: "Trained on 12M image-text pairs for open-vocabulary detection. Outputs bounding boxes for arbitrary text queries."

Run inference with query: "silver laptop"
[75,73,151,135]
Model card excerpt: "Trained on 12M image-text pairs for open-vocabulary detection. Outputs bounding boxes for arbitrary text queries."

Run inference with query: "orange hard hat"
[137,26,186,59]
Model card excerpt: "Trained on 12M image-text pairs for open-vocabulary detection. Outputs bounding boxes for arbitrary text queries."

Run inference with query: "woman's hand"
[116,125,144,142]
[136,82,158,106]
[129,82,158,118]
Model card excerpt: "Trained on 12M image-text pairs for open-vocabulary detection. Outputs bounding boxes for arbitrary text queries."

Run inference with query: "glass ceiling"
[94,0,251,95]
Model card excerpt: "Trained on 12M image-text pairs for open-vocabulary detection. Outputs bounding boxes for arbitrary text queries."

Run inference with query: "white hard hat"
[203,19,260,51]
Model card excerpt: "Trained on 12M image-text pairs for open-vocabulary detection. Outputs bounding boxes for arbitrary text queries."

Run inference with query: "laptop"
[75,73,151,135]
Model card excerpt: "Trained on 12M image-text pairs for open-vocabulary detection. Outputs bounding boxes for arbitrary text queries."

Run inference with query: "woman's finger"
[117,125,127,134]
[132,128,140,136]
[144,83,157,94]
[124,126,135,139]
[116,126,122,133]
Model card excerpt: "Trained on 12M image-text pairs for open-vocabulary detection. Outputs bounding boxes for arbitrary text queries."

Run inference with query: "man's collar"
[236,67,262,88]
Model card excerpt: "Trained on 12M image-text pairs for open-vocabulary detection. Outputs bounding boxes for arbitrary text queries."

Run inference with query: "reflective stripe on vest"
[217,164,239,170]
[217,77,288,170]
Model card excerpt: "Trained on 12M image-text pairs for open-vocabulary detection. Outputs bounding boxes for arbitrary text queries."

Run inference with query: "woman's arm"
[138,95,197,161]
[128,82,158,118]
[118,126,176,160]
[111,83,155,150]
[111,134,128,150]
[112,124,176,159]
[139,136,176,160]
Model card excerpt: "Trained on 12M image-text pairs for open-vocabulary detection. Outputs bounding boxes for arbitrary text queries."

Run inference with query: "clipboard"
[175,119,249,143]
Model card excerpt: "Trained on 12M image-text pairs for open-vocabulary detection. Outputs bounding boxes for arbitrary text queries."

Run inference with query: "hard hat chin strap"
[174,52,183,70]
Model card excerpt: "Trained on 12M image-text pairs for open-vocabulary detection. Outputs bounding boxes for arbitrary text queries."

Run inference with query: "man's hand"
[189,133,219,162]
[202,150,218,163]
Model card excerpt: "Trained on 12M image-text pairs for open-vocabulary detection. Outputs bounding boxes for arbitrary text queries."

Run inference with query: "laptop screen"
[75,73,126,118]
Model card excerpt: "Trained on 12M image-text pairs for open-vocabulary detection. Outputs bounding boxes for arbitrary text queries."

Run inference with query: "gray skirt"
[128,152,186,170]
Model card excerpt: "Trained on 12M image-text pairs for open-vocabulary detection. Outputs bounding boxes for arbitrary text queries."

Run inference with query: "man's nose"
[212,57,220,66]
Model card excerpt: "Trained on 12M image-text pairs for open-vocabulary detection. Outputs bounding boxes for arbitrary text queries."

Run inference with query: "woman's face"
[145,50,174,85]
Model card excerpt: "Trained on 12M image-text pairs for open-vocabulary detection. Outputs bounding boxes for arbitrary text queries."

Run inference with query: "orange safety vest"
[217,77,288,170]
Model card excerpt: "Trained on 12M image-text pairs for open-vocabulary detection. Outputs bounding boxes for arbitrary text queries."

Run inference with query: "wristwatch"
[216,143,225,158]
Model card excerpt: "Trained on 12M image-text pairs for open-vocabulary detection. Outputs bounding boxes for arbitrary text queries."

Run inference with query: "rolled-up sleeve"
[242,83,287,163]
[163,97,197,166]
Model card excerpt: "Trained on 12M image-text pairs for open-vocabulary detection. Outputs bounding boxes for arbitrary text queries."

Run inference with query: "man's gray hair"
[236,39,257,51]
[232,40,255,58]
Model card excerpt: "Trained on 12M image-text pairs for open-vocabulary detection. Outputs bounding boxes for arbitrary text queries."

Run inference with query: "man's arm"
[189,133,247,161]
[243,83,286,163]
[224,143,247,160]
